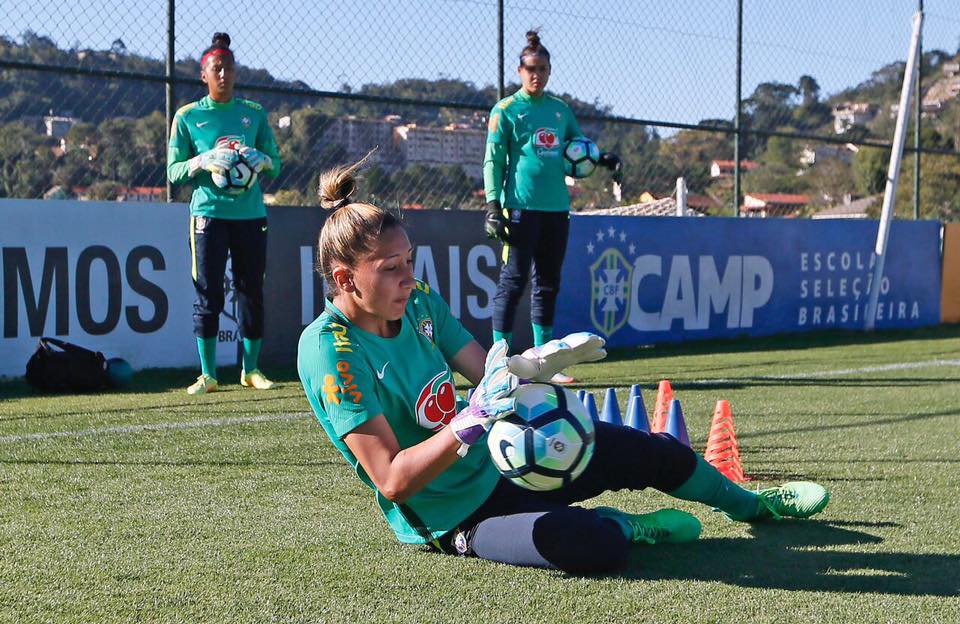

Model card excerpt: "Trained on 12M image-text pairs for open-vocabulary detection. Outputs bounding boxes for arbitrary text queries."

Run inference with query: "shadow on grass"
[621,520,959,596]
[0,365,305,401]
[601,325,960,362]
[0,458,339,469]
[741,406,960,441]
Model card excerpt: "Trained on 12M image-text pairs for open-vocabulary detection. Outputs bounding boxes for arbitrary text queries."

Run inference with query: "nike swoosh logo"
[261,226,268,232]
[517,113,528,120]
[376,362,390,380]
[196,121,209,127]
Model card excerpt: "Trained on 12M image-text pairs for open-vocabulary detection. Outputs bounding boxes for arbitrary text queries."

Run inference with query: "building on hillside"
[812,195,877,219]
[393,123,485,179]
[322,115,403,167]
[832,102,876,134]
[799,144,856,167]
[44,115,79,138]
[710,159,758,178]
[741,193,810,218]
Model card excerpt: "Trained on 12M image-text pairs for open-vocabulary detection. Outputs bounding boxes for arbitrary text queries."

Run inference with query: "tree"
[853,146,890,195]
[0,123,52,198]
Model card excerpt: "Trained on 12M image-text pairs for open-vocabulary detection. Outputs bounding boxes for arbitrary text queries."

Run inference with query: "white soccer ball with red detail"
[486,383,595,491]
[211,150,258,195]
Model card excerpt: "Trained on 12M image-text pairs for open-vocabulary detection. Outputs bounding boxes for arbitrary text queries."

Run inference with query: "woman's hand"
[507,332,607,382]
[484,200,510,242]
[188,147,237,177]
[239,146,273,172]
[449,340,518,452]
[598,152,623,183]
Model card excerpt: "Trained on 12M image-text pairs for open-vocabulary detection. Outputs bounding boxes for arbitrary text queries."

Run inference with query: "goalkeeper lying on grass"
[297,156,830,575]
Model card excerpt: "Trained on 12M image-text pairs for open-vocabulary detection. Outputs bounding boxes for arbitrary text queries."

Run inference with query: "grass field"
[2,326,959,623]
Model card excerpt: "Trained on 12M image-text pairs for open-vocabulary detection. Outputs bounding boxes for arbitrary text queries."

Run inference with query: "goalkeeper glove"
[484,200,510,242]
[239,146,273,173]
[188,147,237,178]
[507,332,607,382]
[599,152,623,184]
[449,340,518,455]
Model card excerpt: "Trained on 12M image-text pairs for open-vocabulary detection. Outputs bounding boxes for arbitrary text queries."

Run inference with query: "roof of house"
[711,159,759,170]
[579,197,706,217]
[745,193,810,205]
[812,195,877,219]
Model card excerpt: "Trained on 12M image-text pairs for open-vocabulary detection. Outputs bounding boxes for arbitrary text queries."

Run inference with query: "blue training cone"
[665,399,691,448]
[626,393,650,432]
[583,392,600,422]
[600,388,623,426]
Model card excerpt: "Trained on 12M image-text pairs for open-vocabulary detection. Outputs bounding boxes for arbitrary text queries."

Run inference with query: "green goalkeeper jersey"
[297,280,500,545]
[483,89,582,212]
[167,95,281,219]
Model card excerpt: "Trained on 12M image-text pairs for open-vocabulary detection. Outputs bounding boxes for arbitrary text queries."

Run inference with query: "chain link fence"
[2,1,959,219]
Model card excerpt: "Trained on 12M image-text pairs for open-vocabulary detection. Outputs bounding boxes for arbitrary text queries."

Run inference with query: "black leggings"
[440,422,698,574]
[492,210,570,332]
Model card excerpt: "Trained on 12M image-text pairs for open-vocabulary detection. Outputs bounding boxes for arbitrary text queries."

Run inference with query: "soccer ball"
[487,383,595,491]
[212,152,257,195]
[563,136,601,179]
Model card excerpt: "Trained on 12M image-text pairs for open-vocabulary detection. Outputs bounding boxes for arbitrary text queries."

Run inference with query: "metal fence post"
[165,0,175,203]
[497,0,505,101]
[733,0,743,217]
[913,0,923,220]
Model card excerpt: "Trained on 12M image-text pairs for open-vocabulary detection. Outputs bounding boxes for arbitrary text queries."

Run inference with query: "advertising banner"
[556,215,943,347]
[1,201,943,378]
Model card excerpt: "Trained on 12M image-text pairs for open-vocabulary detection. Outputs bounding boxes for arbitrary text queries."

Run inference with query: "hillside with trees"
[2,32,959,219]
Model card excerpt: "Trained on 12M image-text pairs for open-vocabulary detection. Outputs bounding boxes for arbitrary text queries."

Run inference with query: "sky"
[4,0,960,128]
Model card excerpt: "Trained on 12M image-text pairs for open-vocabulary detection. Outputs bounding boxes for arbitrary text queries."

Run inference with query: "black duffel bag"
[25,337,110,393]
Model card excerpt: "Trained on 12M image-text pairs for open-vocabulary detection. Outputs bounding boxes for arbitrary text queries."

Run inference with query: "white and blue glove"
[506,332,607,382]
[187,147,237,177]
[239,146,273,173]
[448,340,519,456]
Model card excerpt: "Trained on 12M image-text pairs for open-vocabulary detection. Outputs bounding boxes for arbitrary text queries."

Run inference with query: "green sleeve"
[483,105,508,203]
[421,283,474,360]
[566,106,583,141]
[257,110,282,179]
[166,113,195,185]
[313,334,383,439]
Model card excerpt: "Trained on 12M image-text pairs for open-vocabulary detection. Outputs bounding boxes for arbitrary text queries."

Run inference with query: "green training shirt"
[297,280,501,545]
[483,89,583,212]
[167,95,281,219]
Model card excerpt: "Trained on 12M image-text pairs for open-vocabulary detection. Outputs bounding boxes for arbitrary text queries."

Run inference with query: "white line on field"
[0,413,310,444]
[683,358,960,385]
[4,359,958,443]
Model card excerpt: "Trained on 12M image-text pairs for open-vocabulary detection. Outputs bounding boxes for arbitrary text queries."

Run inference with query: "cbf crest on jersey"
[418,317,435,343]
[590,247,632,337]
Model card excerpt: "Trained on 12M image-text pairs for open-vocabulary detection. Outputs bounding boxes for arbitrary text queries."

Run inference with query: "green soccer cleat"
[594,507,702,545]
[755,481,830,520]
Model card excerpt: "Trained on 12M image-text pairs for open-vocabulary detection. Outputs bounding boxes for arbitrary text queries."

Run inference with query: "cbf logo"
[588,226,635,337]
[415,370,458,431]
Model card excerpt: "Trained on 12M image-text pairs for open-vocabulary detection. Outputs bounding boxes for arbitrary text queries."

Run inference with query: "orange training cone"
[704,399,748,483]
[651,380,673,432]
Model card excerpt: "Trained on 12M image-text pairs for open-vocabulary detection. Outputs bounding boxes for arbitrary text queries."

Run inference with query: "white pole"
[676,177,687,216]
[865,11,923,330]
